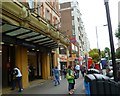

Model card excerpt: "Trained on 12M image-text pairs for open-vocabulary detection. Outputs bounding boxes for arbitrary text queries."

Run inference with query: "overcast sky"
[78,0,119,51]
[59,0,119,51]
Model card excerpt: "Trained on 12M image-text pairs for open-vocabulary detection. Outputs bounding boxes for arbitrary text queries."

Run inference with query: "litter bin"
[109,80,119,95]
[93,74,104,94]
[87,68,100,74]
[102,75,111,95]
[84,74,97,95]
[118,82,120,96]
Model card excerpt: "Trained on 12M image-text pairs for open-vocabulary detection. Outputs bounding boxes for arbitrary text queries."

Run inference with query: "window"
[45,9,50,21]
[72,20,74,26]
[77,17,80,22]
[28,0,34,9]
[72,16,74,20]
[59,46,67,54]
[37,2,43,16]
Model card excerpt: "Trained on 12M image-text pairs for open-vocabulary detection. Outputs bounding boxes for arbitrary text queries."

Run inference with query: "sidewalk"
[1,79,47,94]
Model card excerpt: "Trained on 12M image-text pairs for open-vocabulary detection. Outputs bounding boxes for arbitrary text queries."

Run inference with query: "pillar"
[15,45,29,88]
[42,52,50,79]
[53,51,58,67]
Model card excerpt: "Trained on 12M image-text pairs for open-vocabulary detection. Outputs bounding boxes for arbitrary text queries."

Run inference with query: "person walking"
[63,66,67,78]
[51,67,55,81]
[66,65,75,95]
[81,65,86,77]
[75,64,80,78]
[11,66,23,92]
[54,66,60,86]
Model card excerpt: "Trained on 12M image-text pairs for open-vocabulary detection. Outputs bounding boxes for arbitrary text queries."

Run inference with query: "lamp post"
[104,0,118,81]
[96,26,99,49]
[96,24,107,56]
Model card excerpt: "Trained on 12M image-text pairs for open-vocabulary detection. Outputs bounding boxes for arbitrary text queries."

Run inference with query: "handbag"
[66,70,74,80]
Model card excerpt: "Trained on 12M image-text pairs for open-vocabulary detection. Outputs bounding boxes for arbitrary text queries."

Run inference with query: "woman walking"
[66,65,75,94]
[54,66,60,86]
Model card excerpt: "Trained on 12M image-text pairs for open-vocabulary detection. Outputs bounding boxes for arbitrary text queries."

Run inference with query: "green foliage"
[115,49,120,58]
[88,48,100,63]
[115,22,120,39]
[104,47,111,60]
[101,51,105,58]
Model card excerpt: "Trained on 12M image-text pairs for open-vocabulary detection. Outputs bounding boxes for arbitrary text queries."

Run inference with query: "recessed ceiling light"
[37,50,39,51]
[0,42,4,44]
[10,44,13,46]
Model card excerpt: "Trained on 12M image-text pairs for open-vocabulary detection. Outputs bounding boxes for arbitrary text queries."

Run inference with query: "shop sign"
[68,57,75,61]
[72,54,76,58]
[70,38,76,43]
[59,54,67,62]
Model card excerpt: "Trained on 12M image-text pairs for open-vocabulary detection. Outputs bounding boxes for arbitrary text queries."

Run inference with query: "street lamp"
[96,24,108,49]
[104,0,118,81]
[96,26,99,49]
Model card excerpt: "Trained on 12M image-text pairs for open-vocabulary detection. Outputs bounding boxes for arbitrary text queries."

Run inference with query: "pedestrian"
[63,66,67,78]
[66,65,74,95]
[81,65,86,77]
[54,66,60,86]
[11,66,23,92]
[28,64,34,81]
[75,64,80,78]
[52,67,55,81]
[72,66,77,92]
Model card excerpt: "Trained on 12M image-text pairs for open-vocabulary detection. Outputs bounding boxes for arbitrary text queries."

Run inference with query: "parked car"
[108,59,120,66]
[107,59,120,78]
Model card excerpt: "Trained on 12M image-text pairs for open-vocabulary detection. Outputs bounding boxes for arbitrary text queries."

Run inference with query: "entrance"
[27,50,42,81]
[2,45,15,88]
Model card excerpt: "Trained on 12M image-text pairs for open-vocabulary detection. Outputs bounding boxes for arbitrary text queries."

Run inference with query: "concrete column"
[47,53,50,79]
[15,45,29,88]
[42,52,50,79]
[53,51,58,67]
[67,48,70,67]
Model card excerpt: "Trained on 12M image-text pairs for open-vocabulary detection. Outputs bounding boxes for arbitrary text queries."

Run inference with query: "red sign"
[70,38,76,43]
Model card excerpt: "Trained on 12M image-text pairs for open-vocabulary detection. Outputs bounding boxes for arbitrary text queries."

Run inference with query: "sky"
[78,0,120,51]
[59,0,119,51]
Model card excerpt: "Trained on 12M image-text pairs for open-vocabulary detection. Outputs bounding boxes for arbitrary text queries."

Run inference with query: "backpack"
[66,69,74,80]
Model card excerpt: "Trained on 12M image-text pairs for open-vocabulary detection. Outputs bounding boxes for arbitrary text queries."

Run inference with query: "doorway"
[2,45,15,88]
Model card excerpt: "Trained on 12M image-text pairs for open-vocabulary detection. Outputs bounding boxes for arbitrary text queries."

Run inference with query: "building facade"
[1,0,70,89]
[59,0,90,65]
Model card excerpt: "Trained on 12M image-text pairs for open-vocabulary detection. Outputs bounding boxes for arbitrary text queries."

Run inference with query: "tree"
[101,51,105,58]
[88,48,100,63]
[104,47,111,60]
[115,22,120,39]
[115,23,120,58]
[116,49,120,58]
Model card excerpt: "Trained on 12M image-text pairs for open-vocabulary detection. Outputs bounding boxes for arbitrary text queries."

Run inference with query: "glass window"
[34,37,50,43]
[17,32,39,39]
[1,24,18,33]
[6,28,30,36]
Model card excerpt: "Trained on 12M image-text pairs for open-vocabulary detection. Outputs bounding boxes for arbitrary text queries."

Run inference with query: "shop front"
[1,23,58,88]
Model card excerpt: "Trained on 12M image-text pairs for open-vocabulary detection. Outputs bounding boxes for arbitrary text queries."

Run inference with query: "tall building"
[60,0,90,64]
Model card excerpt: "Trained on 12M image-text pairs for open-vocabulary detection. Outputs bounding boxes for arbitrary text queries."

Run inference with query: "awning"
[1,23,58,49]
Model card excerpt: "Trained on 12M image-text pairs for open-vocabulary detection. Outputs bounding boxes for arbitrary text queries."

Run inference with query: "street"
[10,75,85,95]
